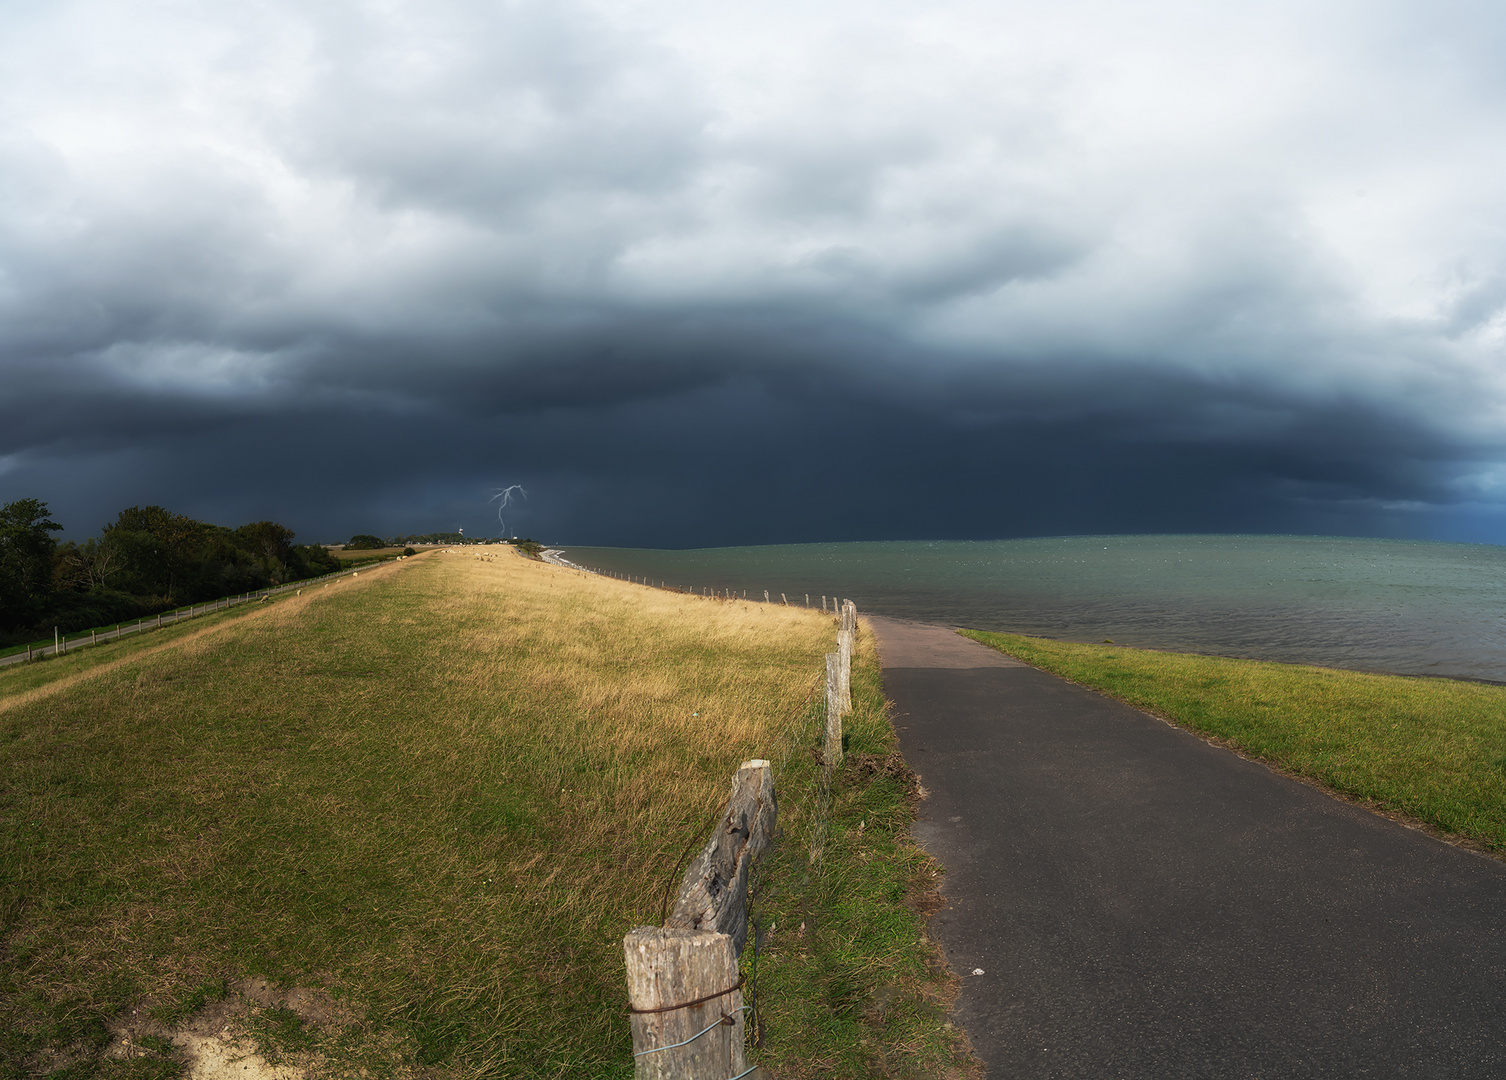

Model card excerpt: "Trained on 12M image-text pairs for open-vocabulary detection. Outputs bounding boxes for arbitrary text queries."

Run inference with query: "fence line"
[622,595,858,1079]
[543,555,854,622]
[0,554,417,669]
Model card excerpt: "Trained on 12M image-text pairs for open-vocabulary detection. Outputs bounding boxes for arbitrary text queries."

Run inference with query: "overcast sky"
[2,0,1505,547]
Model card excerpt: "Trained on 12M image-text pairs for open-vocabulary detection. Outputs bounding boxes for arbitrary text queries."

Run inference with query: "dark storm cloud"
[3,0,1506,545]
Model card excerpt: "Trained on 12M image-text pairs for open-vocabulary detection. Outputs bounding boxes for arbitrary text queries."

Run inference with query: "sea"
[555,535,1506,683]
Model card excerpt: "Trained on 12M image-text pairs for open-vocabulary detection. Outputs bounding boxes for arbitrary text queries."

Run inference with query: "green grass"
[751,647,971,1079]
[0,550,969,1078]
[963,630,1506,852]
[0,612,213,661]
[0,583,348,661]
[0,600,267,693]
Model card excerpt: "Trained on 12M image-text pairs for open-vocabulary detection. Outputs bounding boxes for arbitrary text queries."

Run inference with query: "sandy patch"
[104,978,364,1080]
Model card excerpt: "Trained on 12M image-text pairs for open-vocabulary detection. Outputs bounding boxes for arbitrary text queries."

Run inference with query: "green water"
[557,535,1506,682]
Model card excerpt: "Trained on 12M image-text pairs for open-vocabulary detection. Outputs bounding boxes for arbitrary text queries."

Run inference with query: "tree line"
[0,498,342,646]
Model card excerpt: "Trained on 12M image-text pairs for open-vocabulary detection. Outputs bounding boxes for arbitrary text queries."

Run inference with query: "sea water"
[557,535,1506,682]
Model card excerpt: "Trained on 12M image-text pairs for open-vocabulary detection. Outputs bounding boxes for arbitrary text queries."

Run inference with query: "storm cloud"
[3,0,1506,545]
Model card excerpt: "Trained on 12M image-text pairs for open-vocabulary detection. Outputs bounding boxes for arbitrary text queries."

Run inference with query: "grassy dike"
[1,548,971,1078]
[963,630,1506,854]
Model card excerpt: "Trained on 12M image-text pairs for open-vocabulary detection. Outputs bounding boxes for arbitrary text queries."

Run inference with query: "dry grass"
[5,546,930,1077]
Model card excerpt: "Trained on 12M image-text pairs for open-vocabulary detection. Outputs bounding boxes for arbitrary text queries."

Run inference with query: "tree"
[236,521,296,564]
[53,536,124,592]
[0,498,63,631]
[346,534,384,550]
[235,521,297,584]
[103,505,208,599]
[295,544,341,575]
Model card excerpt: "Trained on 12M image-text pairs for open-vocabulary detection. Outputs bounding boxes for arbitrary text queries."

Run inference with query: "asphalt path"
[869,615,1506,1079]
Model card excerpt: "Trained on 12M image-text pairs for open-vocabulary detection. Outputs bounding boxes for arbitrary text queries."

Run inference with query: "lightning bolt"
[489,484,528,537]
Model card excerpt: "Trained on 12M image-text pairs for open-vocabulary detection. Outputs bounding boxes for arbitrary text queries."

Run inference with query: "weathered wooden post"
[764,590,770,603]
[624,928,745,1079]
[625,759,774,1078]
[825,653,843,766]
[837,627,853,714]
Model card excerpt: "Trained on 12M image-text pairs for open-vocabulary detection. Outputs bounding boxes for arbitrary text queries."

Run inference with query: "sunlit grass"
[963,630,1506,852]
[1,547,968,1077]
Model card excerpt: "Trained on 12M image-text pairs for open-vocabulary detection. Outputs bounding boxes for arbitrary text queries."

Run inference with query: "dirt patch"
[843,750,921,805]
[104,979,363,1080]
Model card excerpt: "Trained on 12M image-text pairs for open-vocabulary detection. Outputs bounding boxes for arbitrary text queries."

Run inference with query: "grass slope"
[963,630,1506,853]
[1,548,968,1078]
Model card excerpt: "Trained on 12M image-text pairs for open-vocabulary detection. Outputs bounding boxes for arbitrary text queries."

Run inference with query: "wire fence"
[0,555,413,669]
[612,558,855,1079]
[544,551,853,616]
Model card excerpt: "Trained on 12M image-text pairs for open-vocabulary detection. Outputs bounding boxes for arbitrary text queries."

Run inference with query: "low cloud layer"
[3,0,1505,545]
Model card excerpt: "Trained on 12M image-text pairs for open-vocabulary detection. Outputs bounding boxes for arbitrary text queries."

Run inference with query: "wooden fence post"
[624,928,745,1079]
[837,628,852,713]
[825,653,843,766]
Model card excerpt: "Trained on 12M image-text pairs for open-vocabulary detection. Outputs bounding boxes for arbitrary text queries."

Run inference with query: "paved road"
[870,615,1506,1079]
